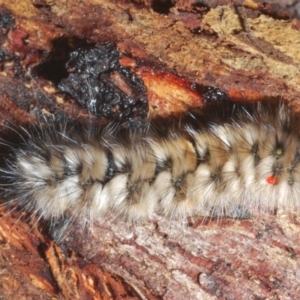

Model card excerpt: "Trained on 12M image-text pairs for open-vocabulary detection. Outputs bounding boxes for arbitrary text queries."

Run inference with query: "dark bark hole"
[32,36,94,85]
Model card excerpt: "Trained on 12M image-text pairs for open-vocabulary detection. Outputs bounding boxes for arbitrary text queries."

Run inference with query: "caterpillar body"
[1,103,300,230]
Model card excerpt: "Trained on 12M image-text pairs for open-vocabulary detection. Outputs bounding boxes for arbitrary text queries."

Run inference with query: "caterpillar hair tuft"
[1,102,299,235]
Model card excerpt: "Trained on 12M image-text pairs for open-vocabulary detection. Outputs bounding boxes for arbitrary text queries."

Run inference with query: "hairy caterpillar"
[0,102,299,233]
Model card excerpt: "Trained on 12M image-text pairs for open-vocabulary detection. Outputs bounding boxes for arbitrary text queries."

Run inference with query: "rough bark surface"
[0,0,300,299]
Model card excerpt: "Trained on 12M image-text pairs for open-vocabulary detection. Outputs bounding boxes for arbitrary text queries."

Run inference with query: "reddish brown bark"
[0,0,300,299]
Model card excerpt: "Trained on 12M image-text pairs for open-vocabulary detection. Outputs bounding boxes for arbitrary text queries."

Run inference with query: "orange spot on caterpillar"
[266,176,277,185]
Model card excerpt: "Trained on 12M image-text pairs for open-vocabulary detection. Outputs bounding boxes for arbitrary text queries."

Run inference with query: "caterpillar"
[0,102,299,233]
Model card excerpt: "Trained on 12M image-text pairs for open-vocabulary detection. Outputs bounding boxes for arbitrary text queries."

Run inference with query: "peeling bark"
[0,0,300,299]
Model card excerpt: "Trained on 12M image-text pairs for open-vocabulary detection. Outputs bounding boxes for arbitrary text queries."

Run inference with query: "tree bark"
[0,0,300,299]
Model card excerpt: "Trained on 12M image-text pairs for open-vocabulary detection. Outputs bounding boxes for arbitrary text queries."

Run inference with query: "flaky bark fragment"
[0,0,300,299]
